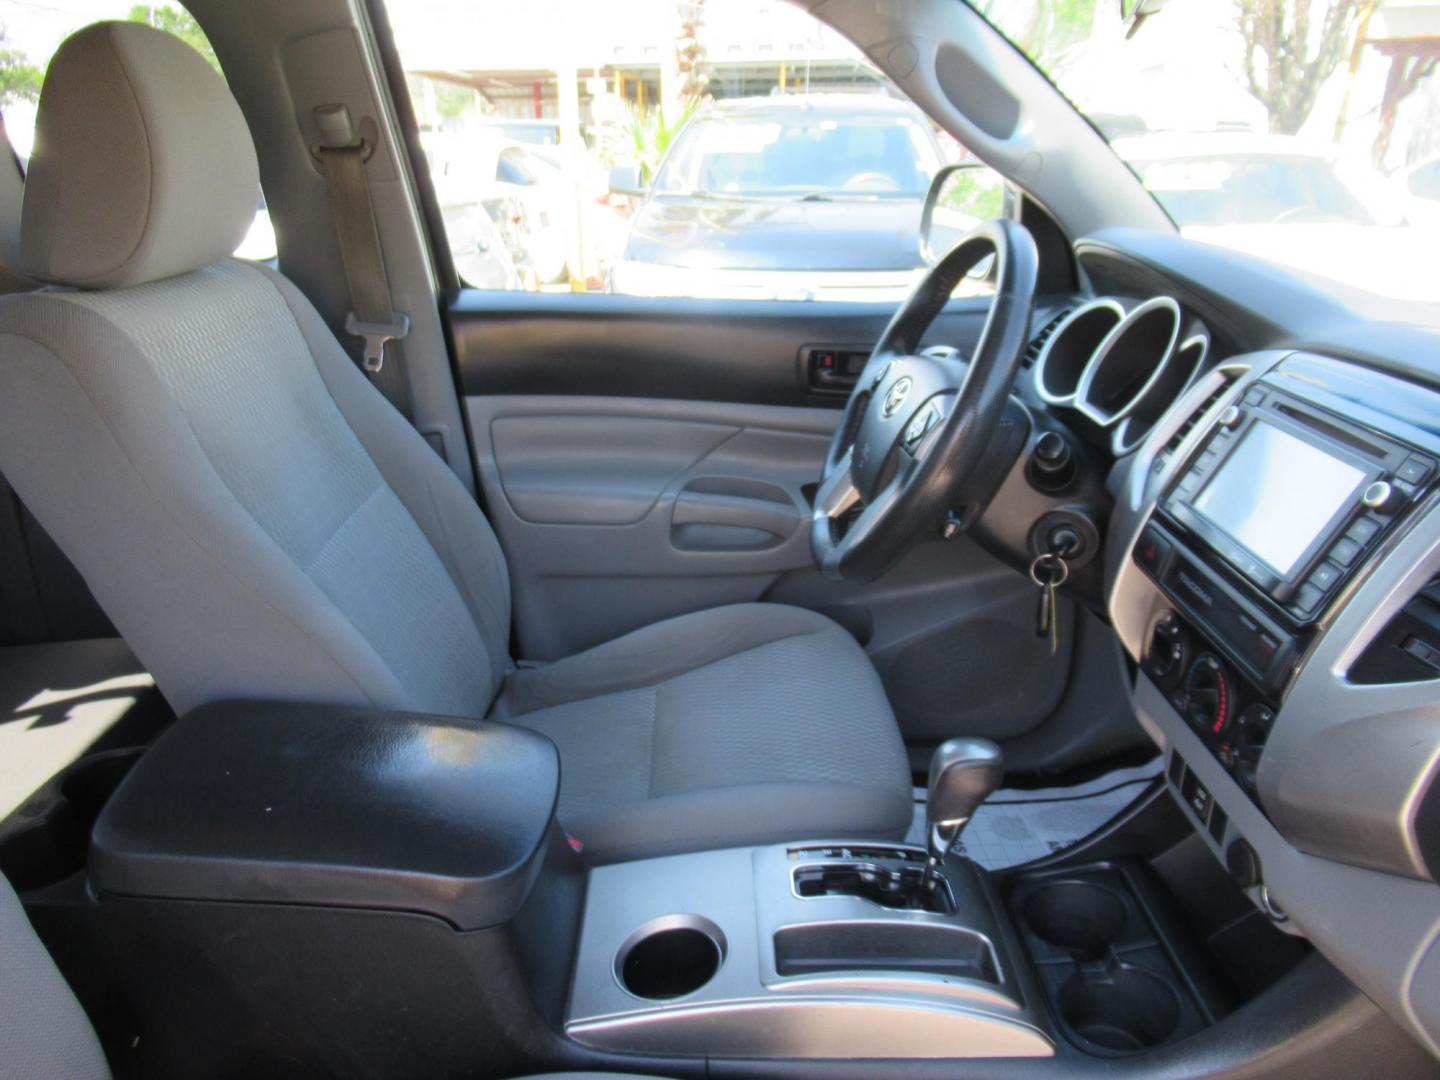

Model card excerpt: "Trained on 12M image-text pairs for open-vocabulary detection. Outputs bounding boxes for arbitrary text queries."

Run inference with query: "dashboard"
[1034,233,1440,1058]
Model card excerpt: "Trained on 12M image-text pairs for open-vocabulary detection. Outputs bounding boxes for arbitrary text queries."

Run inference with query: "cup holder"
[615,914,726,1001]
[1058,963,1181,1053]
[1020,880,1128,958]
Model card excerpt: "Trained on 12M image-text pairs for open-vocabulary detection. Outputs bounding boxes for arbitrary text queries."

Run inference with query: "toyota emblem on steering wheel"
[881,376,913,418]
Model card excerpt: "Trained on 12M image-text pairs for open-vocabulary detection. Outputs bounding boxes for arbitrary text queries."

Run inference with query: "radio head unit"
[1159,383,1432,624]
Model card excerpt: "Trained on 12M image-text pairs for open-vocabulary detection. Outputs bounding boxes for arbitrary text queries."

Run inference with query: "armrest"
[90,700,559,930]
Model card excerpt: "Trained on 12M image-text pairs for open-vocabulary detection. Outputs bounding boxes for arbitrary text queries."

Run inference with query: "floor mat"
[904,758,1164,871]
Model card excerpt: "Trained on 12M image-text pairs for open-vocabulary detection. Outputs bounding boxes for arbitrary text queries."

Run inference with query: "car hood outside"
[1183,223,1440,305]
[622,195,925,271]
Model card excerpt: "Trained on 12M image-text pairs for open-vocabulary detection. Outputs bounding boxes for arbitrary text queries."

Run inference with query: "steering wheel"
[810,218,1038,582]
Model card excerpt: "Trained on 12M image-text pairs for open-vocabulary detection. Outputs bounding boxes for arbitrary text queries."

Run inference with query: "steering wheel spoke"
[815,446,861,520]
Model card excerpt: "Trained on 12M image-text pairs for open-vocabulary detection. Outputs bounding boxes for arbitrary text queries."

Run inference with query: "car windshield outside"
[970,0,1439,305]
[653,104,942,199]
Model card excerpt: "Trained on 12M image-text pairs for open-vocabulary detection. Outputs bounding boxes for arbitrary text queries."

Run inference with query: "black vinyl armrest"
[90,700,560,931]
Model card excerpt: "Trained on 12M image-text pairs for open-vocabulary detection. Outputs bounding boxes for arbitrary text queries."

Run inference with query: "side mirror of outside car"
[609,162,647,198]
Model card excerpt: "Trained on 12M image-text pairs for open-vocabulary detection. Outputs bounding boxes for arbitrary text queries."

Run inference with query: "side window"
[382,0,1003,300]
[0,1,274,263]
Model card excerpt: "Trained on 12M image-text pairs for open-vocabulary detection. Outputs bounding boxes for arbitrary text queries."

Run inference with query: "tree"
[0,29,42,107]
[1236,0,1369,135]
[1371,42,1439,168]
[127,5,221,76]
[675,0,710,105]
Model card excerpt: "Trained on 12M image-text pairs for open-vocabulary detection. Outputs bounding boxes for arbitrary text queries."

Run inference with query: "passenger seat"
[0,114,171,824]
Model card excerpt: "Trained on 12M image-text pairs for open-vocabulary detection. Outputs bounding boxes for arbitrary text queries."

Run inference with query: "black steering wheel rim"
[810,218,1039,582]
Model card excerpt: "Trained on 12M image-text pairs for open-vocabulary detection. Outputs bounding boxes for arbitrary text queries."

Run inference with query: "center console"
[1107,347,1440,1056]
[1126,359,1437,816]
[566,841,1052,1058]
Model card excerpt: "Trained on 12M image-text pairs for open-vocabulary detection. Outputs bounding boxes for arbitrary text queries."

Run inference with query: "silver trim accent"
[1074,295,1183,429]
[612,913,728,1002]
[1111,332,1209,457]
[1032,297,1125,407]
[565,844,1054,1059]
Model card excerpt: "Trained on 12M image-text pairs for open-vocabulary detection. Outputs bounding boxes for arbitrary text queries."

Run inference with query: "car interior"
[0,1,1437,1079]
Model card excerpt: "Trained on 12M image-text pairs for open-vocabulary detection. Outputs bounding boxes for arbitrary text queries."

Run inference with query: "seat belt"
[313,103,413,418]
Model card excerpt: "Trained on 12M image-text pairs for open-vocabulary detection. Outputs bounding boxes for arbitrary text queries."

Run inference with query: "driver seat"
[0,22,911,863]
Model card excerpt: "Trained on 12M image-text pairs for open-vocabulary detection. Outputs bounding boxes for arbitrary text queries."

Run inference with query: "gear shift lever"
[926,737,1004,889]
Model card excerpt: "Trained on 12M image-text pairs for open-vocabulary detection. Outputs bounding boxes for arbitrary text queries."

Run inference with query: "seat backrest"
[0,872,110,1080]
[0,22,511,717]
[0,117,120,647]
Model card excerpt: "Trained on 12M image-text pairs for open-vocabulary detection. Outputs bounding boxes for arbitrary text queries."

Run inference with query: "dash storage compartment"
[1007,860,1221,1056]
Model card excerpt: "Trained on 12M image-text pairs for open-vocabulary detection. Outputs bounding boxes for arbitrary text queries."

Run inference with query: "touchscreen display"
[1191,422,1365,576]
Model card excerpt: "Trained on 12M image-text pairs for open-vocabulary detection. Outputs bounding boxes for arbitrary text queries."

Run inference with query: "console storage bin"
[24,701,593,1080]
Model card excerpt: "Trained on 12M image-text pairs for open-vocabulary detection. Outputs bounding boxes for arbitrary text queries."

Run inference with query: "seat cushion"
[494,603,912,863]
[0,639,170,821]
[0,872,110,1080]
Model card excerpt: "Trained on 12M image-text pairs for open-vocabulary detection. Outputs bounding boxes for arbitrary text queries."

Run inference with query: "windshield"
[654,110,941,198]
[970,0,1438,304]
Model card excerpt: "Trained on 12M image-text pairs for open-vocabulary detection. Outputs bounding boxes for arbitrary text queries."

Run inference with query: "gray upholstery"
[0,873,110,1080]
[496,604,913,863]
[0,22,912,860]
[0,261,511,718]
[21,22,257,289]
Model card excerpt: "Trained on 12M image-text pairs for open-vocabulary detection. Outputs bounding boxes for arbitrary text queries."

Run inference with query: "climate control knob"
[1145,613,1190,690]
[1181,654,1233,739]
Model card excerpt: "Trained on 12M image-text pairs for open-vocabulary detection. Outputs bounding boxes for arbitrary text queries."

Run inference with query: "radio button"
[1307,561,1342,591]
[1398,455,1434,485]
[1345,517,1381,545]
[1243,387,1266,406]
[1329,536,1363,566]
[1292,582,1326,615]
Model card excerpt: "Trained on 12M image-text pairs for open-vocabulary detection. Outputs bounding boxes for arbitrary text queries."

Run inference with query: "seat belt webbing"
[314,104,413,418]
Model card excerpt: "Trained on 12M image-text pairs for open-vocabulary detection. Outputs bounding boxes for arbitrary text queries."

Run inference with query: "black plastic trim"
[449,290,995,407]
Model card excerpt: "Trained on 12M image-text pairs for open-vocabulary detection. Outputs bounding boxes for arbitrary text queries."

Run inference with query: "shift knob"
[925,738,1003,887]
[927,737,1005,827]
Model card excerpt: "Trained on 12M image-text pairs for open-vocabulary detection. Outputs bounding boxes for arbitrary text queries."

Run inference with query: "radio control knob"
[1362,479,1404,514]
[1218,405,1242,429]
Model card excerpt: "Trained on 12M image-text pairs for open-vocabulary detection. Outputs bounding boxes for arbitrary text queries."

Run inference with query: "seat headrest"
[20,21,259,290]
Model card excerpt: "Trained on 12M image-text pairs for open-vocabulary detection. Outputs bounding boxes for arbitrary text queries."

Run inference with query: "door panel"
[470,395,834,658]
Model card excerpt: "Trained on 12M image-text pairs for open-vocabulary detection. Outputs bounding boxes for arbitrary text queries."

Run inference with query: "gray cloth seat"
[0,872,109,1080]
[0,21,911,863]
[495,603,912,861]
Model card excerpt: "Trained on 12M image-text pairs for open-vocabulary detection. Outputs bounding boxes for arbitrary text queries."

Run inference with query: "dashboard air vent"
[1164,376,1233,456]
[1022,308,1072,369]
[1351,576,1440,685]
